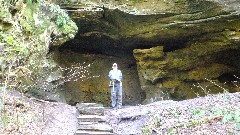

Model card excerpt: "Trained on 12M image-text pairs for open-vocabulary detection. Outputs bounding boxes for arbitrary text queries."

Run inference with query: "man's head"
[112,63,118,69]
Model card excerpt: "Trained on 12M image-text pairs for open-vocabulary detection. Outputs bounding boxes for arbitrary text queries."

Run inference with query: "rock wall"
[133,30,240,103]
[50,0,240,104]
[51,50,145,105]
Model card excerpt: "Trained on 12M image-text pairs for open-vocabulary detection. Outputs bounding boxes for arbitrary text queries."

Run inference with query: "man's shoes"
[117,106,122,109]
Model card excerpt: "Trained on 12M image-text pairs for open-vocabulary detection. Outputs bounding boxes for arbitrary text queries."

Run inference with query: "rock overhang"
[54,0,240,104]
[59,0,240,54]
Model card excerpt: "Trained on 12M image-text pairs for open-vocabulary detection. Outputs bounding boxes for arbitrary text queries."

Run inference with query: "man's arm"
[108,70,112,80]
[119,70,122,81]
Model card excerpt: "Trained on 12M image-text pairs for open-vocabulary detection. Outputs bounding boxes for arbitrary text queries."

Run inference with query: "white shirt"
[108,69,122,81]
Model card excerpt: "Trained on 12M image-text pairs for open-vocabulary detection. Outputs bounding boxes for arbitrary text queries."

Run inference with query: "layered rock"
[59,0,240,52]
[50,0,240,104]
[133,31,240,103]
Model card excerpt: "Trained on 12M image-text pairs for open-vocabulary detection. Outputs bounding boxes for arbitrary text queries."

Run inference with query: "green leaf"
[15,46,23,52]
[5,36,15,46]
[234,110,240,123]
[0,114,9,127]
[0,58,3,65]
[0,99,4,111]
[222,113,233,124]
[37,0,44,3]
[26,0,32,4]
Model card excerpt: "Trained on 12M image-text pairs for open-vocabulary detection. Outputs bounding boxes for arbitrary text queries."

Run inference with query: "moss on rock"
[133,27,240,103]
[0,0,78,101]
[187,64,234,81]
[162,80,181,89]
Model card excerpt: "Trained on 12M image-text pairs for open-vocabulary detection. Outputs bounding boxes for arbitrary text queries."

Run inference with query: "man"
[108,63,123,109]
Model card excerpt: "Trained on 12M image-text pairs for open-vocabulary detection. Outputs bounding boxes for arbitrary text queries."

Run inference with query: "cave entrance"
[50,47,145,106]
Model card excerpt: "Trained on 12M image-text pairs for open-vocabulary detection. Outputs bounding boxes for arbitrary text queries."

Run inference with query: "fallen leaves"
[0,92,44,134]
[105,92,240,135]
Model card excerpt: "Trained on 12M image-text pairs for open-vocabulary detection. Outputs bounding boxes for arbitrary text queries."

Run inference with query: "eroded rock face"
[0,1,78,102]
[133,31,240,103]
[60,0,240,52]
[52,50,145,105]
[52,0,240,104]
[133,22,240,103]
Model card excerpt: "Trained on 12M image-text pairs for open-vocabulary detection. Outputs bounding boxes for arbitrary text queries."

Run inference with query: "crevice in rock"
[218,73,237,83]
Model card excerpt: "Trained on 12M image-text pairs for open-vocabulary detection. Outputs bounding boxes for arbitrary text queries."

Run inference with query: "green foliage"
[222,113,233,124]
[222,109,240,124]
[5,36,15,46]
[24,6,33,20]
[26,0,32,4]
[36,0,44,3]
[48,4,69,28]
[20,5,34,33]
[0,32,16,46]
[0,0,77,132]
[56,15,67,27]
[0,32,29,64]
[0,99,4,111]
[141,125,151,135]
[58,20,78,39]
[187,120,200,127]
[0,0,78,107]
[234,109,240,123]
[0,113,9,127]
[168,127,177,135]
[153,116,161,127]
[192,108,205,118]
[20,0,71,33]
[49,4,61,13]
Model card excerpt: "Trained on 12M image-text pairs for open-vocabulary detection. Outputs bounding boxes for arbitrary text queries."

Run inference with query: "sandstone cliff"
[51,0,240,104]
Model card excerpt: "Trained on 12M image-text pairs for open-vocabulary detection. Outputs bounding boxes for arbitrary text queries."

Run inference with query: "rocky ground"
[105,92,240,135]
[1,90,240,135]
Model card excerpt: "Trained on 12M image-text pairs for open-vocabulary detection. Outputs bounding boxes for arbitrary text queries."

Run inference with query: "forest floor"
[1,90,240,135]
[105,92,240,135]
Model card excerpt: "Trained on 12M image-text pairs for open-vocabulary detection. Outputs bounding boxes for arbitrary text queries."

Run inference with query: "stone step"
[75,130,113,135]
[79,122,98,125]
[78,115,106,122]
[78,106,104,115]
[65,7,103,12]
[77,103,104,108]
[78,123,113,132]
[76,103,105,115]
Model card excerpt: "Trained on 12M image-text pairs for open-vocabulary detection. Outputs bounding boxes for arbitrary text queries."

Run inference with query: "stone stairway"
[75,103,113,135]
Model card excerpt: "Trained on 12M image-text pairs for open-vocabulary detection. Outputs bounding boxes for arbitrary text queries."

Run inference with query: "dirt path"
[2,90,240,135]
[41,102,79,135]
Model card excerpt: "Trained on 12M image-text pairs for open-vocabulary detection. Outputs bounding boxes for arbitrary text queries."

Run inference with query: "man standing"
[108,63,123,109]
